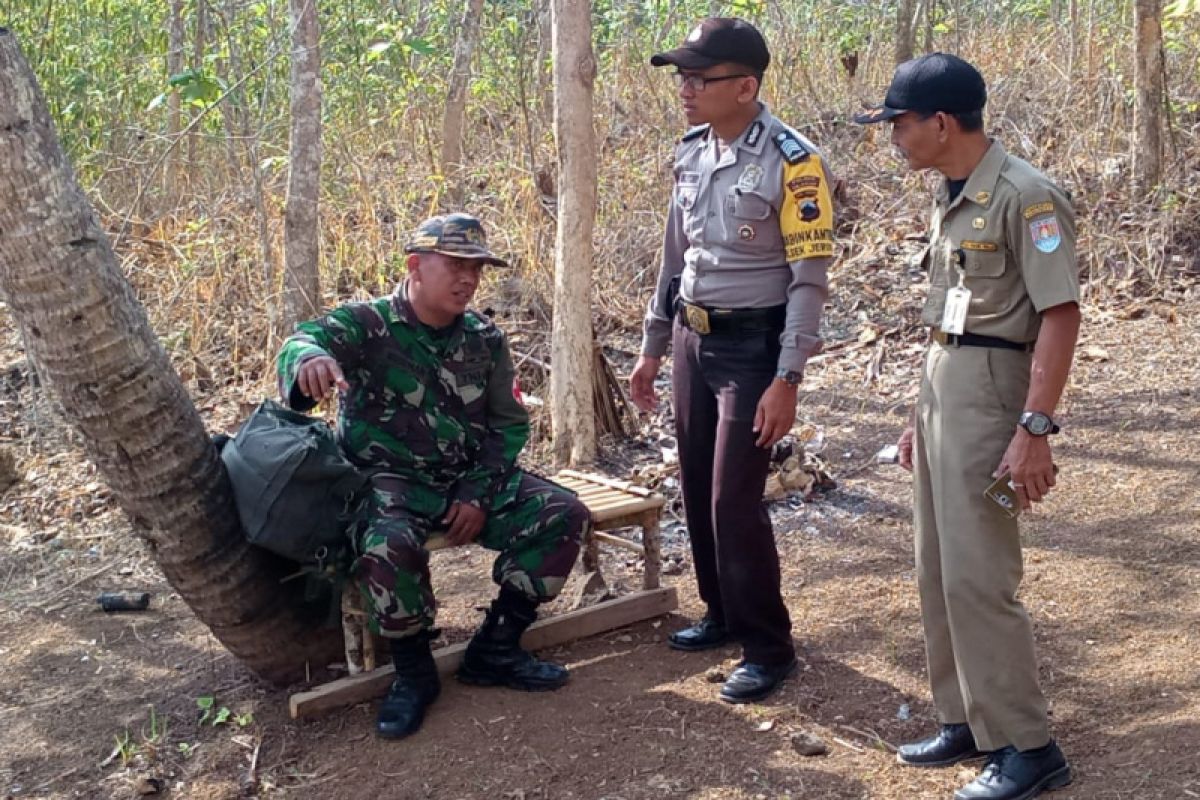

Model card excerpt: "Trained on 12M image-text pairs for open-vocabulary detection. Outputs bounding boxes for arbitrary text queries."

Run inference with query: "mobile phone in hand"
[984,473,1020,518]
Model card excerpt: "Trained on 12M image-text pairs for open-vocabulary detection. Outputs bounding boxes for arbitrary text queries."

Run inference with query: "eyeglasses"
[672,72,751,92]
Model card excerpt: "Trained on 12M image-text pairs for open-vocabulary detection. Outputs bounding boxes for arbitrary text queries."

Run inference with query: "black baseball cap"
[404,213,509,268]
[650,17,770,74]
[854,53,986,124]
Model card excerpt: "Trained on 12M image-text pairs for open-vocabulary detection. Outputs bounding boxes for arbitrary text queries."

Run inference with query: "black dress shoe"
[954,741,1071,800]
[719,658,796,704]
[667,616,729,652]
[897,723,984,767]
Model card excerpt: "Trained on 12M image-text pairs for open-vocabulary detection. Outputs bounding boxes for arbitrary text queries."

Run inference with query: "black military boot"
[376,631,441,740]
[457,587,569,691]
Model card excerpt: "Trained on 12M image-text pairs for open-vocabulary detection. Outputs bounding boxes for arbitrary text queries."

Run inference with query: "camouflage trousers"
[354,471,588,639]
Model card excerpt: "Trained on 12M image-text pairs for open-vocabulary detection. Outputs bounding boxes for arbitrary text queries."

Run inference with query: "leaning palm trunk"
[0,29,338,684]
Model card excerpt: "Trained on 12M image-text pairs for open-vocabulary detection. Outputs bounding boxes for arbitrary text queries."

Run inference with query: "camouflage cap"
[403,213,509,268]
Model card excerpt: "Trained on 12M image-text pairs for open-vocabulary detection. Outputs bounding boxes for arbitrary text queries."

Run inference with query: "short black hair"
[917,108,984,132]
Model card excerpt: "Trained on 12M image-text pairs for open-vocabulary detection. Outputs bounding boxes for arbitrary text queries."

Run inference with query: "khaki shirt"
[924,140,1079,341]
[641,104,835,373]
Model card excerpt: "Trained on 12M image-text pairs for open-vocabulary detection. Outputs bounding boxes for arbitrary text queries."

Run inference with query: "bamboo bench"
[289,469,676,719]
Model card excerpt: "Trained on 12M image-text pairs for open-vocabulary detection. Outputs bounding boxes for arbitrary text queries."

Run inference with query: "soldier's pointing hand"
[297,355,350,399]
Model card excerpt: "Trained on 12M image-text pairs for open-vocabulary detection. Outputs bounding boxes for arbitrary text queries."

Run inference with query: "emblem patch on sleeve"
[1029,215,1062,253]
[780,156,834,261]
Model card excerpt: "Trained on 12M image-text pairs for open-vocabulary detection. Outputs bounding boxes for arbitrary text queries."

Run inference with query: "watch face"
[1024,413,1052,435]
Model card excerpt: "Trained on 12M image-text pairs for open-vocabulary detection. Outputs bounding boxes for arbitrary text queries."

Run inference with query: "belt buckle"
[684,304,711,335]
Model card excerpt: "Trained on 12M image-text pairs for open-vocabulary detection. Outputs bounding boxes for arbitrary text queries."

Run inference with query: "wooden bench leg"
[582,526,601,573]
[341,589,366,676]
[640,510,661,590]
[341,587,376,675]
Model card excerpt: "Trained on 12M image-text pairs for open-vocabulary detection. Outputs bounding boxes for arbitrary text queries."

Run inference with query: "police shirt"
[641,104,836,373]
[924,140,1080,342]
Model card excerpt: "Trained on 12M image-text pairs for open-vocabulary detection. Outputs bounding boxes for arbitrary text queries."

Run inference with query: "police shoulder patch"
[680,124,710,143]
[773,130,810,165]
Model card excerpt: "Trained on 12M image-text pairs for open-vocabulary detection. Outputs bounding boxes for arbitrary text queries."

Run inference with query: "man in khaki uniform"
[856,54,1080,800]
[629,18,835,703]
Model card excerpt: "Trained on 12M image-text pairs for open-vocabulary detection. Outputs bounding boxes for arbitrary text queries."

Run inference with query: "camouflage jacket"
[276,282,530,516]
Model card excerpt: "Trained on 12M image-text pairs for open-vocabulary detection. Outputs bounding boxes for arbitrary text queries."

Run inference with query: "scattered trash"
[97,592,151,612]
[897,703,911,721]
[755,719,775,732]
[876,444,900,464]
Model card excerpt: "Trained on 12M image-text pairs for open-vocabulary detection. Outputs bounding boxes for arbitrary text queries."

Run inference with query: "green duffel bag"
[219,399,366,566]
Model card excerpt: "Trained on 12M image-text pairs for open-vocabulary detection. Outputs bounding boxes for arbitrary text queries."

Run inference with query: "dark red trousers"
[671,318,794,666]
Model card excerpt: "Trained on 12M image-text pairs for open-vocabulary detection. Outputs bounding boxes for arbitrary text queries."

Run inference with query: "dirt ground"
[2,292,1199,800]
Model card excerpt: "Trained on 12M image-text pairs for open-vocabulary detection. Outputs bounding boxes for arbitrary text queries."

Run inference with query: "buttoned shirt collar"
[937,138,1007,212]
[696,102,772,156]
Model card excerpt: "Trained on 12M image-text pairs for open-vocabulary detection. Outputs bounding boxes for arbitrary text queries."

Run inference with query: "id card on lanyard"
[940,240,971,335]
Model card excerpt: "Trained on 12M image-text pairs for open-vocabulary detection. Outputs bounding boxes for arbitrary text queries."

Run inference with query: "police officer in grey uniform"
[629,18,836,704]
[856,54,1079,800]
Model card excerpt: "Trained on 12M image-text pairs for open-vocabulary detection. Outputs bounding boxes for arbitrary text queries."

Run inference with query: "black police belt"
[677,299,786,335]
[931,329,1034,352]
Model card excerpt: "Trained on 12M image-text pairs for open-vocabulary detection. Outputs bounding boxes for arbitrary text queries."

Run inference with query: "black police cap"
[650,17,770,74]
[854,52,986,124]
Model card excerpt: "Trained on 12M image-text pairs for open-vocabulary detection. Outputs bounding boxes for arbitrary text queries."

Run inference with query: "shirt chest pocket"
[961,242,1007,278]
[725,189,772,220]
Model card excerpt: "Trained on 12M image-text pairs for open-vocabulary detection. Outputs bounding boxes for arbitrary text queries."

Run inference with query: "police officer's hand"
[443,501,486,546]
[897,425,915,472]
[297,356,349,399]
[995,430,1057,510]
[629,355,662,413]
[754,381,798,449]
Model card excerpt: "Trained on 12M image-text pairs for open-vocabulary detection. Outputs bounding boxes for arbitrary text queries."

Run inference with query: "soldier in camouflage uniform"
[277,213,588,740]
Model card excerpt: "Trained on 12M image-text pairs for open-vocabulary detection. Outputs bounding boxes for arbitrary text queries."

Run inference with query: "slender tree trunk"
[0,29,341,684]
[188,0,208,171]
[282,0,323,332]
[895,0,916,64]
[1068,0,1078,79]
[549,0,597,466]
[536,0,554,121]
[922,0,935,52]
[1133,0,1163,193]
[440,0,486,202]
[166,0,185,192]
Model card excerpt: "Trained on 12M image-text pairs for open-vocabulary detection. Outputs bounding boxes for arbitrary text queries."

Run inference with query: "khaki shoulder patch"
[1023,201,1055,220]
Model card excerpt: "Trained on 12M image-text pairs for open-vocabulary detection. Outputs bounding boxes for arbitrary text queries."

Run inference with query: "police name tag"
[940,286,971,335]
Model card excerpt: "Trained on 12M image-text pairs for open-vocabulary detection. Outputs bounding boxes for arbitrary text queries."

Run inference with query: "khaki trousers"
[913,341,1051,752]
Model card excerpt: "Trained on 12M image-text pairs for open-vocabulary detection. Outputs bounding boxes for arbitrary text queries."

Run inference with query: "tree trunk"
[922,0,935,52]
[282,0,323,333]
[440,0,486,202]
[895,0,916,64]
[549,0,597,467]
[1133,0,1163,193]
[166,0,185,191]
[0,29,340,685]
[188,0,208,171]
[536,0,554,121]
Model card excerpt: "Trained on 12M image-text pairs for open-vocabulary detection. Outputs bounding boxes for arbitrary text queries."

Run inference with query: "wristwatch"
[1018,411,1060,436]
[775,369,803,387]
